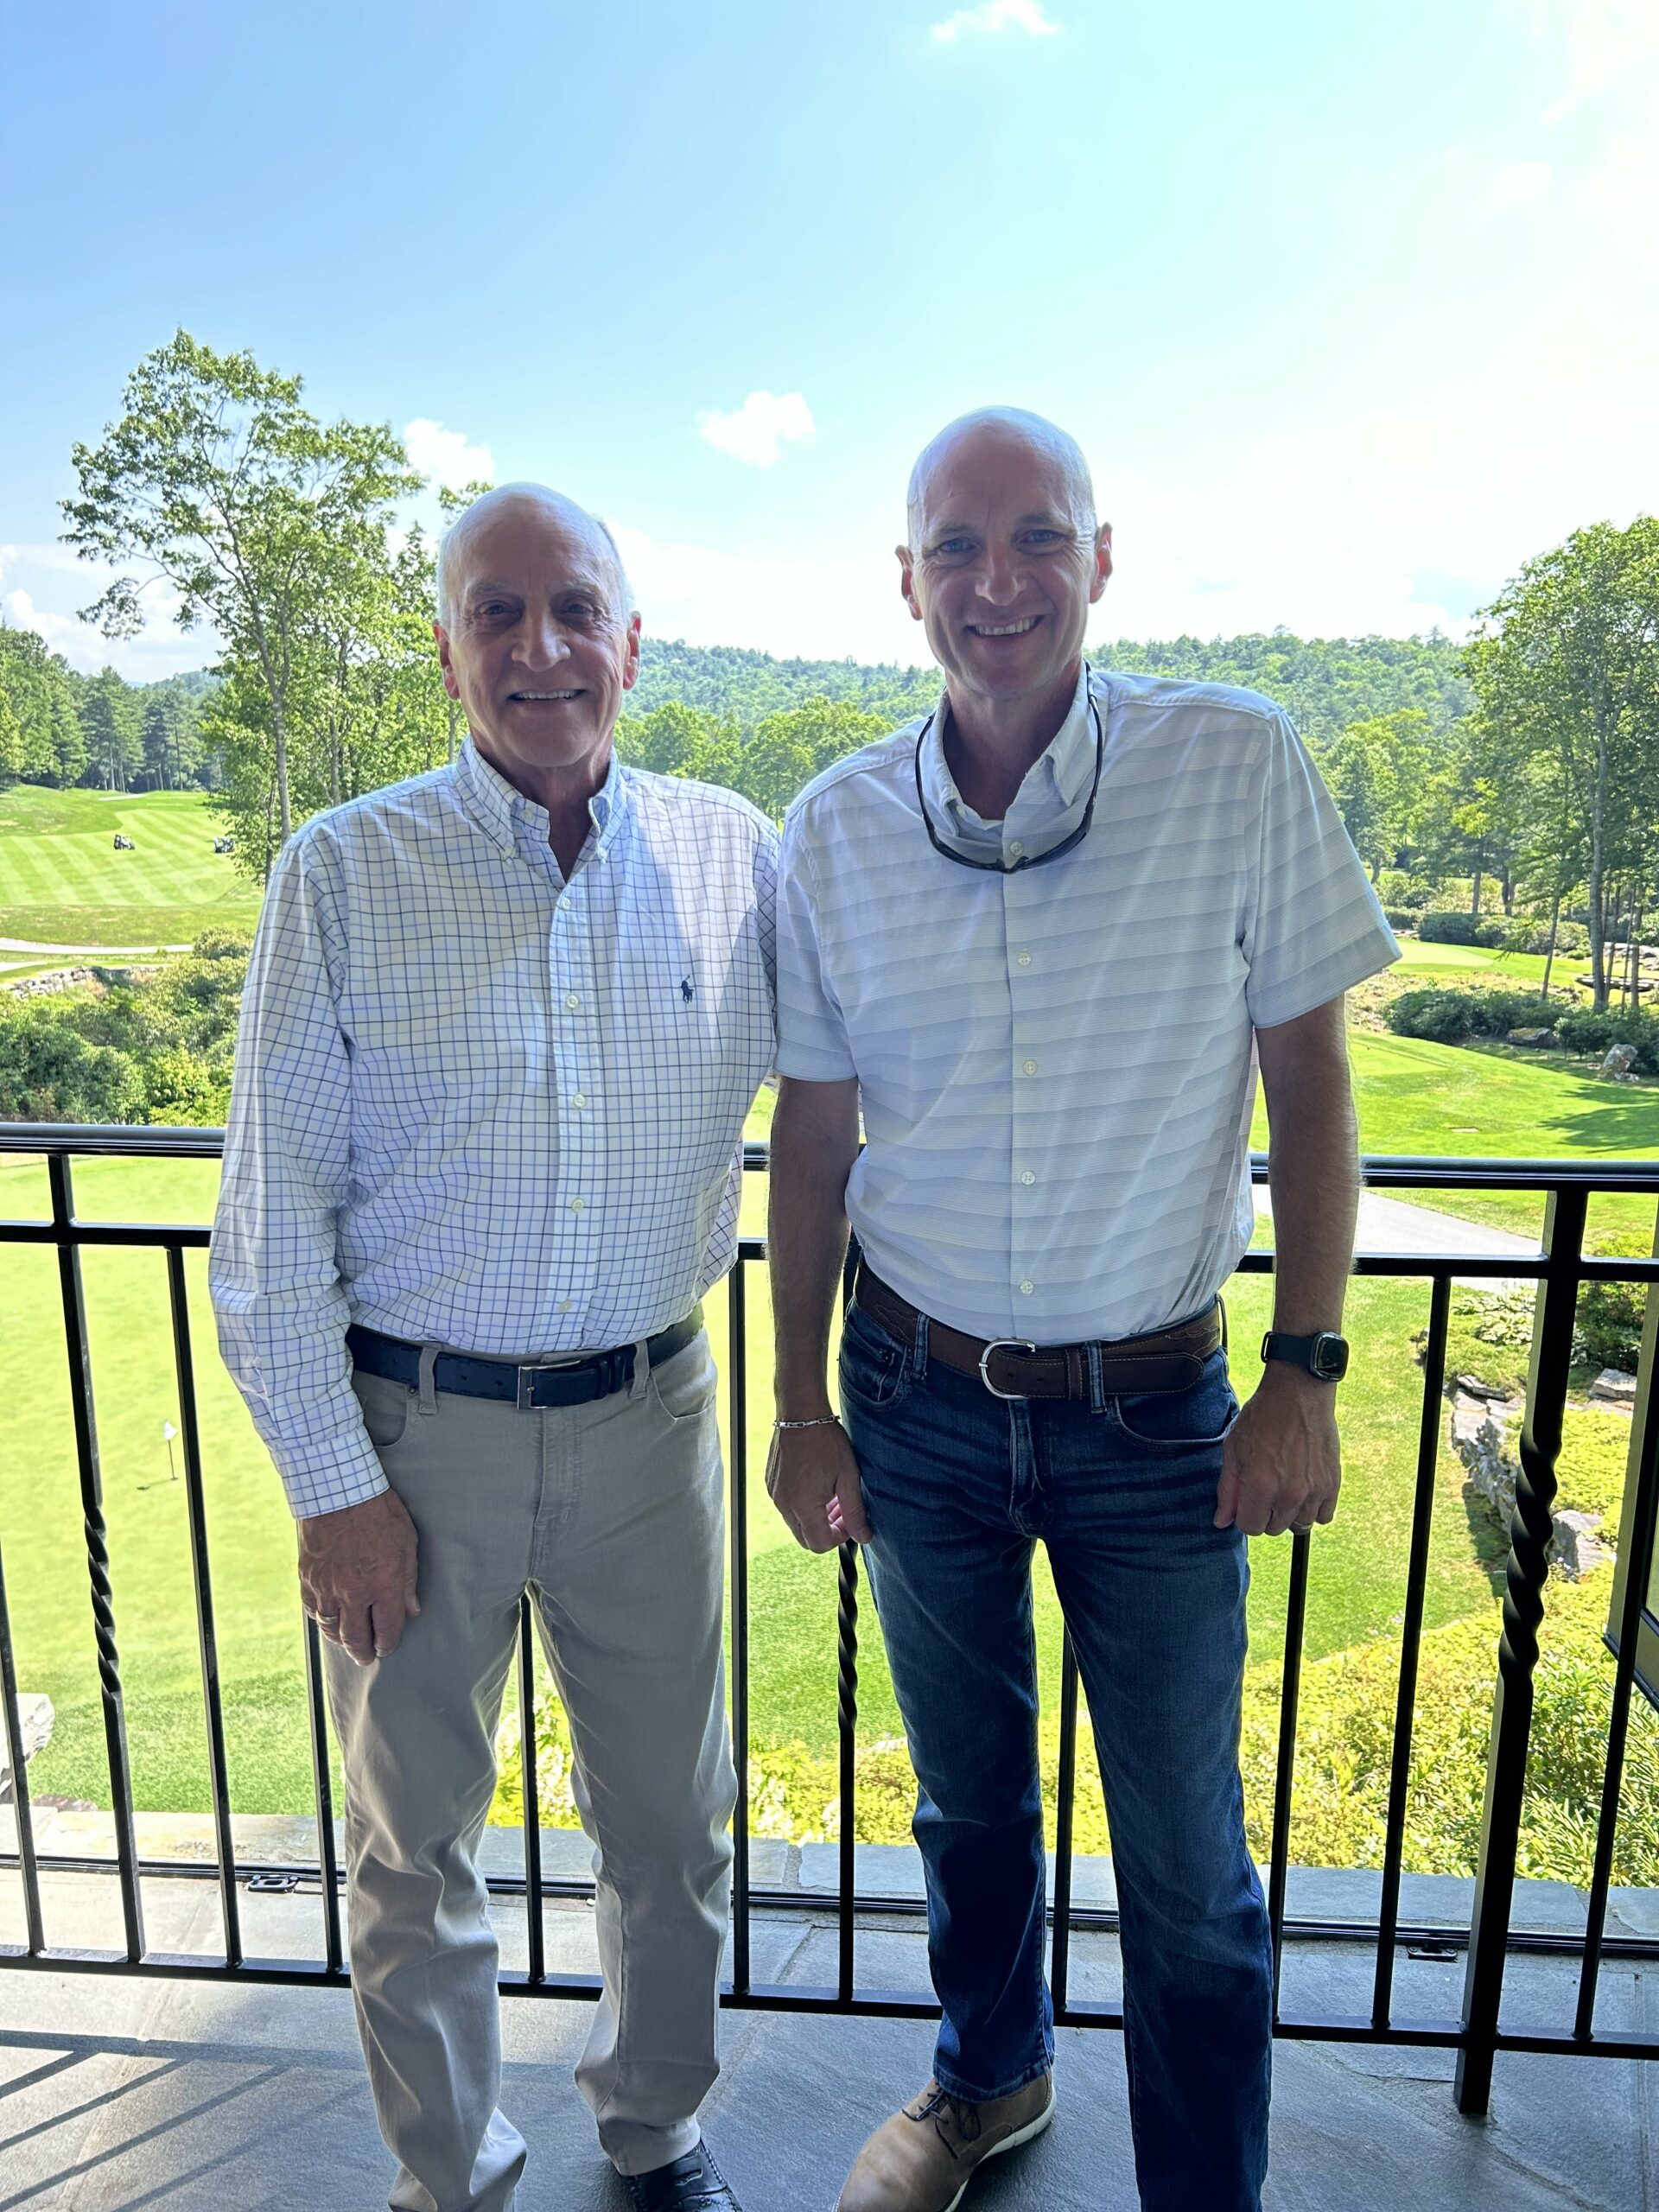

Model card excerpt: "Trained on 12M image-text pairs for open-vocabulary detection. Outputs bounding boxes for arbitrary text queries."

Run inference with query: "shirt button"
[1020,1170,1035,1185]
[557,1299,574,1313]
[1016,950,1033,967]
[569,1197,586,1213]
[1008,841,1025,858]
[1019,1280,1034,1296]
[1022,1058,1038,1076]
[564,992,582,1012]
[572,1093,588,1109]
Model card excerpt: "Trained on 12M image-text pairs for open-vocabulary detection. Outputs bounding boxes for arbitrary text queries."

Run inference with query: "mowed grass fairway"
[3,1150,1507,1835]
[0,787,259,947]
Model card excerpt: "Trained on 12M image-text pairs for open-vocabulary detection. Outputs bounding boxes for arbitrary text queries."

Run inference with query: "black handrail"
[1,1124,1656,2121]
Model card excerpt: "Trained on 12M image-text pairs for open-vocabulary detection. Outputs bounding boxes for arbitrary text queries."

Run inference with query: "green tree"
[62,329,417,846]
[79,665,142,790]
[0,624,86,785]
[1464,520,1659,1004]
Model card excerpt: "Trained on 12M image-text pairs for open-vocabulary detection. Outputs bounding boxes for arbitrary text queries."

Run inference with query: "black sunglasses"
[913,671,1104,875]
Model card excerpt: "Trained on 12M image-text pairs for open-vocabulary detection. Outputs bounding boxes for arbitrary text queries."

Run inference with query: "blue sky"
[2,0,1655,678]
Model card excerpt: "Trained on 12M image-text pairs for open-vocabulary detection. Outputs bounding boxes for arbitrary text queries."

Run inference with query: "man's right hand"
[766,1421,873,1554]
[297,1489,421,1665]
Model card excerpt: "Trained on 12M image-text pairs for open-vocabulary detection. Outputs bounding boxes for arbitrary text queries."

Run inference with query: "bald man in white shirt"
[765,410,1397,2212]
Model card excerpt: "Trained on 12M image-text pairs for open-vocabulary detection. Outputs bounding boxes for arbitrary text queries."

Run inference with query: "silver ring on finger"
[309,1610,341,1626]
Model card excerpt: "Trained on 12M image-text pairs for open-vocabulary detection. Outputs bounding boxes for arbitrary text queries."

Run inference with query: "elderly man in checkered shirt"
[211,485,774,2212]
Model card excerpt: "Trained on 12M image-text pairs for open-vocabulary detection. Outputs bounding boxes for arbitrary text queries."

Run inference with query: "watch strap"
[1260,1329,1350,1382]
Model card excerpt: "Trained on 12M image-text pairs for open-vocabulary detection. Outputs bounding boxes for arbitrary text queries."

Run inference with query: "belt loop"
[912,1307,929,1380]
[1217,1293,1229,1354]
[629,1335,652,1401]
[1084,1339,1104,1413]
[416,1343,440,1417]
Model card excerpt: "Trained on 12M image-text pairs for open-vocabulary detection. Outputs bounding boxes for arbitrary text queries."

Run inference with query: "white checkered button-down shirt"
[211,739,778,1517]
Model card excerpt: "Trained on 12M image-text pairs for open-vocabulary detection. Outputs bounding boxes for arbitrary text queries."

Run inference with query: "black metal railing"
[2,1125,1657,2120]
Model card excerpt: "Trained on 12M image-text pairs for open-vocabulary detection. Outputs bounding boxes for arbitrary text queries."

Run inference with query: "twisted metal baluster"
[1457,1185,1586,2113]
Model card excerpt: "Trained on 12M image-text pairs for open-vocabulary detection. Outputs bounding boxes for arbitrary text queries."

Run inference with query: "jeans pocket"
[837,1300,912,1411]
[1109,1355,1238,1452]
[647,1335,718,1424]
[352,1369,412,1452]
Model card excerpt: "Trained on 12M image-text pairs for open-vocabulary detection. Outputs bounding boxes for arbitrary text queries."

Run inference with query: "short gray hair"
[435,482,635,627]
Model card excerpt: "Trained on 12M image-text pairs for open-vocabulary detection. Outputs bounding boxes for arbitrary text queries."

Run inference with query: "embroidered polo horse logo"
[681,977,695,1003]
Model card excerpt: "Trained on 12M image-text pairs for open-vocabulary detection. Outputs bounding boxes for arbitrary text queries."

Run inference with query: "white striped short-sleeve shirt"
[776,664,1397,1344]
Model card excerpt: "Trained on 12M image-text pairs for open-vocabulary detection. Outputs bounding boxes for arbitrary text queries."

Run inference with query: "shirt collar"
[452,736,631,868]
[918,662,1098,861]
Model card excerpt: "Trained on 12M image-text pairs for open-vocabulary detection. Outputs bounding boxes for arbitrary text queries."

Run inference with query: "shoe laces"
[909,2084,983,2153]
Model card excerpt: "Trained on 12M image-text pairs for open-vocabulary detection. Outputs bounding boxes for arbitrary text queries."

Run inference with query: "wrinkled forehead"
[452,503,615,599]
[911,426,1092,541]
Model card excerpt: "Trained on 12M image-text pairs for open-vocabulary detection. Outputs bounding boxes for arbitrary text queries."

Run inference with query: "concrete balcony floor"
[0,1868,1654,2211]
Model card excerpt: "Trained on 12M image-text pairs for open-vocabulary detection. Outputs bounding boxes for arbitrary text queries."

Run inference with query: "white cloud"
[1491,158,1553,206]
[1576,86,1659,271]
[1510,0,1659,122]
[931,0,1061,44]
[402,417,496,490]
[696,391,816,467]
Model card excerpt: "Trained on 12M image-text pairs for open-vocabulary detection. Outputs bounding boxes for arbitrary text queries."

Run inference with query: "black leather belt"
[347,1312,702,1411]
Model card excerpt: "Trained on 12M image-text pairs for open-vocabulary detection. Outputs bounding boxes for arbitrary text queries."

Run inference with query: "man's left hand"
[1213,1366,1342,1537]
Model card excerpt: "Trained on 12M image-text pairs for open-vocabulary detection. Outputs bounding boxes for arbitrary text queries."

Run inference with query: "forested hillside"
[622,628,1471,747]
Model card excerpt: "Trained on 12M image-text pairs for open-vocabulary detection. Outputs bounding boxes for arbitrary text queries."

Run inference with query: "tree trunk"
[1541,891,1561,1006]
[1470,862,1484,920]
[1588,715,1609,1009]
[273,701,293,847]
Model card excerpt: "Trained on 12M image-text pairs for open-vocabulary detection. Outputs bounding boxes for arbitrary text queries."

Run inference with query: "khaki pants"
[325,1332,735,2212]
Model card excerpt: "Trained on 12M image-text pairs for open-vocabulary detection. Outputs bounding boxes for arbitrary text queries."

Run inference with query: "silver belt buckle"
[516,1353,586,1410]
[978,1338,1038,1400]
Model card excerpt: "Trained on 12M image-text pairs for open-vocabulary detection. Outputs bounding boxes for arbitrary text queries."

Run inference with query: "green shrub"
[0,1001,144,1122]
[1576,1231,1650,1373]
[1554,1005,1659,1075]
[1384,986,1556,1046]
[1382,907,1416,932]
[190,927,253,963]
[1429,1286,1537,1400]
[1417,911,1510,948]
[1376,870,1431,912]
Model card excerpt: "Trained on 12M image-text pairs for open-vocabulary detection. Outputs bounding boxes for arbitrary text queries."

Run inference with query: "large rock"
[0,1693,53,1801]
[1590,1367,1638,1404]
[1507,1027,1557,1048]
[1599,1043,1639,1079]
[1446,1394,1609,1580]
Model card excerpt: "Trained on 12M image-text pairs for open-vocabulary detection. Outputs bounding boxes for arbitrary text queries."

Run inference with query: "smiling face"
[434,489,640,800]
[898,413,1111,721]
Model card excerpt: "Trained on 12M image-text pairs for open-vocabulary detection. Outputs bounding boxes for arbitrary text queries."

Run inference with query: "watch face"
[1312,1334,1350,1381]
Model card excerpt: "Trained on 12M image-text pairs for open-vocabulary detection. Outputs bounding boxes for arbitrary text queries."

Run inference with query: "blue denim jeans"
[839,1294,1273,2212]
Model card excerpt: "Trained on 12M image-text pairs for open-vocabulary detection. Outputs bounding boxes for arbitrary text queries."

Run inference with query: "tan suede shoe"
[835,2073,1055,2212]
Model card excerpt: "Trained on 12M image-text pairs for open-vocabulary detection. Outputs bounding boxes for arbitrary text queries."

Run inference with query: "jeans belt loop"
[1084,1338,1104,1414]
[416,1343,441,1417]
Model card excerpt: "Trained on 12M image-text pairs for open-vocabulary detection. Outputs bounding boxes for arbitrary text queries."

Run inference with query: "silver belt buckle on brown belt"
[978,1338,1039,1400]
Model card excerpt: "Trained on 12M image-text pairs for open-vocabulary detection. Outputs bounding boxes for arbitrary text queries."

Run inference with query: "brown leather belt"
[854,1265,1222,1401]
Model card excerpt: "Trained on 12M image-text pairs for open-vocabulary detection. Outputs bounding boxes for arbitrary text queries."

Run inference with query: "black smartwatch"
[1261,1330,1350,1382]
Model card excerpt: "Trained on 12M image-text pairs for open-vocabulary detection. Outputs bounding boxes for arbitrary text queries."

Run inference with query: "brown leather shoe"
[836,2074,1055,2211]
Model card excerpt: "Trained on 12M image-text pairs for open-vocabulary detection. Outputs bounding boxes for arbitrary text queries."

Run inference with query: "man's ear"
[896,545,923,621]
[621,613,643,691]
[433,620,462,701]
[1090,523,1114,604]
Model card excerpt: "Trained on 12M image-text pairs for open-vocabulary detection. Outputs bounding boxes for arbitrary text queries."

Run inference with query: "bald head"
[436,483,633,628]
[906,408,1096,549]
